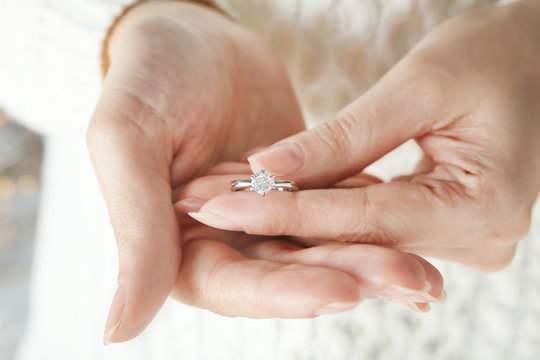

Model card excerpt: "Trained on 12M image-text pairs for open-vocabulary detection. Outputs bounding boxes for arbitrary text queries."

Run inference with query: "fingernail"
[390,282,446,302]
[314,301,359,316]
[103,283,126,346]
[438,290,447,302]
[248,141,305,176]
[188,212,243,232]
[174,197,206,212]
[388,282,430,296]
[386,282,444,303]
[408,302,431,313]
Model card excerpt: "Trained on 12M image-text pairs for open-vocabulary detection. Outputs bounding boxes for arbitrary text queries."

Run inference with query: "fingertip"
[241,147,266,162]
[388,299,432,313]
[247,141,305,176]
[178,173,253,207]
[174,197,206,213]
[173,239,361,319]
[313,301,361,316]
[355,245,428,291]
[196,191,253,219]
[247,154,263,174]
[108,232,182,343]
[188,211,243,232]
[103,283,125,345]
[103,278,172,344]
[102,284,144,344]
[206,161,252,175]
[408,254,445,299]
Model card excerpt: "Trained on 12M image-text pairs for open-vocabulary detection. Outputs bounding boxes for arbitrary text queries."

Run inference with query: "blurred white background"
[0,109,42,360]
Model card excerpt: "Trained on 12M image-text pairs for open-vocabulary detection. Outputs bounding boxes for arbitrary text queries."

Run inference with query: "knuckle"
[343,188,395,245]
[244,220,289,236]
[490,214,532,246]
[112,223,132,252]
[109,202,139,250]
[471,246,517,272]
[313,112,358,161]
[347,188,371,240]
[415,174,465,207]
[85,124,98,151]
[513,214,533,239]
[86,114,109,154]
[399,49,458,102]
[86,111,124,161]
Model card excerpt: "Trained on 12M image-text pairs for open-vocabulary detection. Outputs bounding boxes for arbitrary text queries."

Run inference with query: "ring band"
[230,169,299,196]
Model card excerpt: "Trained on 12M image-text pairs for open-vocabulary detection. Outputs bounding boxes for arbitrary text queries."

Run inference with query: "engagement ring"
[230,169,299,196]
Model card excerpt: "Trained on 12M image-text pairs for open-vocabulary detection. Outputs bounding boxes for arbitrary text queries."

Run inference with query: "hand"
[173,162,445,316]
[185,1,540,271]
[88,1,304,343]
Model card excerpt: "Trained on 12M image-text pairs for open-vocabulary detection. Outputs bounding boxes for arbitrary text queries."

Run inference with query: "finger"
[391,155,436,182]
[246,58,449,187]
[188,178,471,247]
[171,163,250,206]
[240,241,445,304]
[174,173,249,212]
[180,221,306,257]
[241,147,267,161]
[333,172,383,188]
[403,244,518,272]
[413,154,437,174]
[205,162,252,175]
[179,223,252,248]
[172,239,361,317]
[174,169,384,213]
[88,87,180,344]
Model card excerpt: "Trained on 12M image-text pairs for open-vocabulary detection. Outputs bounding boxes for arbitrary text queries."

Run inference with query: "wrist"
[101,0,225,75]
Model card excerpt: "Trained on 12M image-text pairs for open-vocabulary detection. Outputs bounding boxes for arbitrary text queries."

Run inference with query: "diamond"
[250,169,276,195]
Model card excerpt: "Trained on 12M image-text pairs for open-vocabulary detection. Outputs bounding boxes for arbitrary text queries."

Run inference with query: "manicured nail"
[248,141,305,176]
[438,290,447,302]
[103,283,126,346]
[390,282,446,302]
[188,212,243,232]
[408,302,431,313]
[314,301,359,316]
[386,282,444,303]
[174,197,206,212]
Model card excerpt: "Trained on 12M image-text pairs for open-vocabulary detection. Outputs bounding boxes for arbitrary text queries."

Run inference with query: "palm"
[90,3,307,341]
[117,13,305,185]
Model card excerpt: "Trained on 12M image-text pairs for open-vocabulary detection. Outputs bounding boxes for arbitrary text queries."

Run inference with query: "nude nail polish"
[408,302,431,313]
[174,197,206,212]
[188,212,243,232]
[314,301,359,316]
[248,141,305,176]
[103,283,126,345]
[388,282,446,303]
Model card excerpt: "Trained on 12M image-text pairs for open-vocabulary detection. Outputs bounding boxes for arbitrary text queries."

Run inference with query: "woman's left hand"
[183,0,540,271]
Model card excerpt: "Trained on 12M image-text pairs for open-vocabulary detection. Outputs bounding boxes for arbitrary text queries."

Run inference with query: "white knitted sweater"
[1,1,539,359]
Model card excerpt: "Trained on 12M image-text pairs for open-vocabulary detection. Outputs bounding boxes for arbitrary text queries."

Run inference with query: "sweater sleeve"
[0,0,135,137]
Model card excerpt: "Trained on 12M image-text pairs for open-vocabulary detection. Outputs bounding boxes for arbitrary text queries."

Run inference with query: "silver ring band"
[230,169,299,196]
[230,179,299,192]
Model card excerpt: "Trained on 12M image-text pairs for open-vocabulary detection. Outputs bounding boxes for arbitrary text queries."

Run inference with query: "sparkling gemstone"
[250,169,276,195]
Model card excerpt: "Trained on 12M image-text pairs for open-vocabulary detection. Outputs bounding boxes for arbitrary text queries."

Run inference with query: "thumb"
[248,59,445,187]
[88,85,181,344]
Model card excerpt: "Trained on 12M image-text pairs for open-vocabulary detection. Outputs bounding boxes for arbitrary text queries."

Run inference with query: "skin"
[186,0,540,277]
[88,0,444,345]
